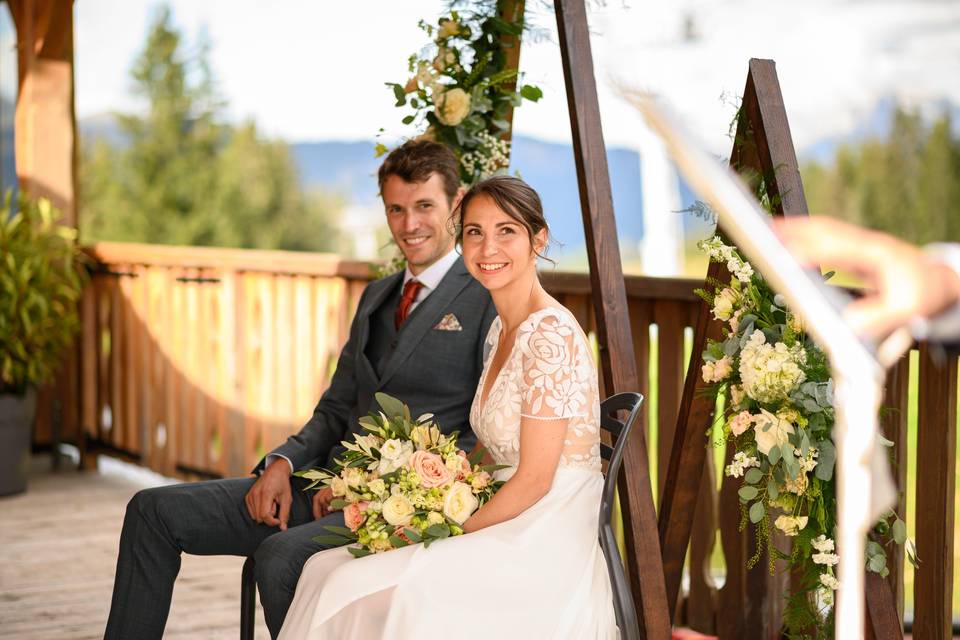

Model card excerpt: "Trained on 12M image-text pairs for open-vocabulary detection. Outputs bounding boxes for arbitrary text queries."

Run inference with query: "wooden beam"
[554,2,670,637]
[7,0,77,226]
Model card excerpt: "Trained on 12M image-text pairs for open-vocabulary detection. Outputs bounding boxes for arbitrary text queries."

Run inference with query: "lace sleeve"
[518,314,590,421]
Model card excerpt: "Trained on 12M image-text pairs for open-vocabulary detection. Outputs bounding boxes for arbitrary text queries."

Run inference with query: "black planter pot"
[0,389,36,496]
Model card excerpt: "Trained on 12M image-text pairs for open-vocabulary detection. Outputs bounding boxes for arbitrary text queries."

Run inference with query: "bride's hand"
[312,487,337,519]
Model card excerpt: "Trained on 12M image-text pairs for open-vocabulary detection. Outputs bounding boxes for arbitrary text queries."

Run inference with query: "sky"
[71,0,960,157]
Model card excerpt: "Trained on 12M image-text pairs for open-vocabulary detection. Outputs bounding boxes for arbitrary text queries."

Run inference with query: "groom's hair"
[378,140,461,205]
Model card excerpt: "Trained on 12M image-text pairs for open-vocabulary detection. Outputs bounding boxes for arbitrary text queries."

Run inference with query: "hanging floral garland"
[379,3,542,186]
[696,232,917,637]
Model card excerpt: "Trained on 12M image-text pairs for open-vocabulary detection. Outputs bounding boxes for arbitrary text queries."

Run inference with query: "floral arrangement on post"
[379,4,542,186]
[298,393,505,557]
[696,235,917,637]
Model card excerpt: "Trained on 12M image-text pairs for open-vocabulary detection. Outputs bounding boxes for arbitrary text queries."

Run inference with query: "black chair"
[241,556,256,640]
[240,394,645,640]
[598,392,644,640]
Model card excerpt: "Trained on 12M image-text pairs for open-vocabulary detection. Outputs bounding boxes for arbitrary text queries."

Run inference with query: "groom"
[104,140,496,639]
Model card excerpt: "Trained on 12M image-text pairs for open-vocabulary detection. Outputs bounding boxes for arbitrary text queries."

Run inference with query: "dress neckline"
[476,305,568,415]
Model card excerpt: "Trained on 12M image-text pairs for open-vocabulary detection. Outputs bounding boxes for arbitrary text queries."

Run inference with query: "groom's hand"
[312,487,336,519]
[245,459,293,531]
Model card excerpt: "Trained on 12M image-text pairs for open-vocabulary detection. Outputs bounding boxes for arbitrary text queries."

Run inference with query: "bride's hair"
[453,175,554,264]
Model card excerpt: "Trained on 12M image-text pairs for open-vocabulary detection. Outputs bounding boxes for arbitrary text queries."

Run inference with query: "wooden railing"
[35,242,957,636]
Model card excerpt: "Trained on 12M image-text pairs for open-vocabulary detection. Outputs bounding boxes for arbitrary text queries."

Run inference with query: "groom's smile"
[382,173,458,275]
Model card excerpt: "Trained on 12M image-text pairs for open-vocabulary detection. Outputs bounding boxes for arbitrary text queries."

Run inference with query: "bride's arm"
[461,417,567,533]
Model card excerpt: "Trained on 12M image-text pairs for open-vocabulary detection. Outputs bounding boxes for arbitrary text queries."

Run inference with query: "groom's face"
[382,173,459,275]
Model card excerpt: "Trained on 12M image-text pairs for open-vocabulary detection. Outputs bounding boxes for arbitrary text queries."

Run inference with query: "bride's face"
[461,194,546,292]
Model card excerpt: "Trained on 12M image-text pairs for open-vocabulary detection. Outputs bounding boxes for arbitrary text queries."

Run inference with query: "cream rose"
[382,494,415,527]
[330,476,348,497]
[343,501,369,532]
[712,287,737,321]
[443,481,480,525]
[410,450,455,488]
[434,88,471,126]
[752,408,795,455]
[774,514,808,536]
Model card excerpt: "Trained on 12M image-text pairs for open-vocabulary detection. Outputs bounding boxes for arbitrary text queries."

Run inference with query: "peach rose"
[410,450,455,488]
[343,501,369,532]
[457,451,472,479]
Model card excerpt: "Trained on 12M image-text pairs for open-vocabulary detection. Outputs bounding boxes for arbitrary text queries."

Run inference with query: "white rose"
[774,515,808,536]
[442,481,479,525]
[434,88,471,126]
[752,408,795,456]
[382,493,415,526]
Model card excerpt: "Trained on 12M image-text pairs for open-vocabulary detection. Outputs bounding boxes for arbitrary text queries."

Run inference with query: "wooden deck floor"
[0,455,269,639]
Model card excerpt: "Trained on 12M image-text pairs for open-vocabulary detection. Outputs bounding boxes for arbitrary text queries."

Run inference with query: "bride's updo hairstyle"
[454,175,554,264]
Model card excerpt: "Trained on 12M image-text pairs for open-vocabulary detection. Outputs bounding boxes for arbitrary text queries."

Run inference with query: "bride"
[279,175,618,639]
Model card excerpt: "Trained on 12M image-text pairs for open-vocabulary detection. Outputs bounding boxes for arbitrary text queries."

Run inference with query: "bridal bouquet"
[297,393,504,558]
[696,235,916,636]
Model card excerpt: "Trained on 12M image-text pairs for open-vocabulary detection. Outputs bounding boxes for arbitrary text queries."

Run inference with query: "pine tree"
[79,5,340,252]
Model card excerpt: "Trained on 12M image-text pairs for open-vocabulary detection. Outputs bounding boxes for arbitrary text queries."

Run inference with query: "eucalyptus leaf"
[768,445,781,465]
[738,485,759,501]
[744,468,763,484]
[815,440,836,481]
[749,501,766,523]
[892,518,907,545]
[425,524,451,539]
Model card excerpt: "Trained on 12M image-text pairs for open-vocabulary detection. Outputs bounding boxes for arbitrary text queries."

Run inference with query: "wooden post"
[554,2,670,637]
[913,346,957,639]
[7,0,77,225]
[496,0,524,145]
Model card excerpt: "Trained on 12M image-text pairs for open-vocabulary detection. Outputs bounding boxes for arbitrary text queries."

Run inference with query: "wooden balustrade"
[32,242,958,636]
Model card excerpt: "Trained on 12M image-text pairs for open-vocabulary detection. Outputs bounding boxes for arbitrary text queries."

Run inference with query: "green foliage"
[803,107,960,244]
[79,6,342,251]
[0,193,87,395]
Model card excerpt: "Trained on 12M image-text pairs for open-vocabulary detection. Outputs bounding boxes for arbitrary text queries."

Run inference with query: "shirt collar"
[403,248,459,292]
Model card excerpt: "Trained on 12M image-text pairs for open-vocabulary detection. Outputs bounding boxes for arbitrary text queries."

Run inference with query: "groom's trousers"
[103,475,346,640]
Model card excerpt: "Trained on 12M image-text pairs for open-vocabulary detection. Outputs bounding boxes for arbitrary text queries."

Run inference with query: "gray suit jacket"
[254,257,496,473]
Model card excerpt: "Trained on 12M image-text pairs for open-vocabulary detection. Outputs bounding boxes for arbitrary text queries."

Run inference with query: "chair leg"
[241,556,256,640]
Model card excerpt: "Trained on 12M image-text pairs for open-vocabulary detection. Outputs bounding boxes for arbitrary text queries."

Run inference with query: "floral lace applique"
[469,307,601,471]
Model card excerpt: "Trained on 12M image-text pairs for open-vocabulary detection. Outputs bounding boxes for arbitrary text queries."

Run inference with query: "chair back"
[598,392,644,640]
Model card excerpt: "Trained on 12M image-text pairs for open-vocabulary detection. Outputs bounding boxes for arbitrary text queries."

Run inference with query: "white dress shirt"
[265,248,461,474]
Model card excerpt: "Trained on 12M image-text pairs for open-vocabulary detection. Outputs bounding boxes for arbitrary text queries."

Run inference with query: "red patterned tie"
[395,280,424,329]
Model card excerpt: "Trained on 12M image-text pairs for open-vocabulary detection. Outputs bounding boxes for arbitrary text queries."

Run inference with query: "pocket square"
[434,313,463,331]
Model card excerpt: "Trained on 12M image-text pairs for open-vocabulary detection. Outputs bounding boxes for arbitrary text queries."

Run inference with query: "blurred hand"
[773,216,960,339]
[245,459,293,531]
[312,487,337,520]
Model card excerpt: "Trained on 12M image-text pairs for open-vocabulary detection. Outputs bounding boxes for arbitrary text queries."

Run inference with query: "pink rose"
[470,471,491,491]
[729,410,753,437]
[343,501,369,532]
[410,450,455,488]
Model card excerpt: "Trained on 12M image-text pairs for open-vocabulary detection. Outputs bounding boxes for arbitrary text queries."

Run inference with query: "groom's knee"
[253,532,308,593]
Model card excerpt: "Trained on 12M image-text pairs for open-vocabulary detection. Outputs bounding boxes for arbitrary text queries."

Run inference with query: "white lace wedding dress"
[279,307,619,639]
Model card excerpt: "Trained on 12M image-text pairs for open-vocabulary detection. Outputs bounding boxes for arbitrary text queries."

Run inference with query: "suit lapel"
[357,273,402,383]
[378,258,471,387]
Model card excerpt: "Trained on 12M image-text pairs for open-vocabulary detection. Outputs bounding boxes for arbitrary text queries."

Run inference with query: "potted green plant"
[0,191,86,495]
